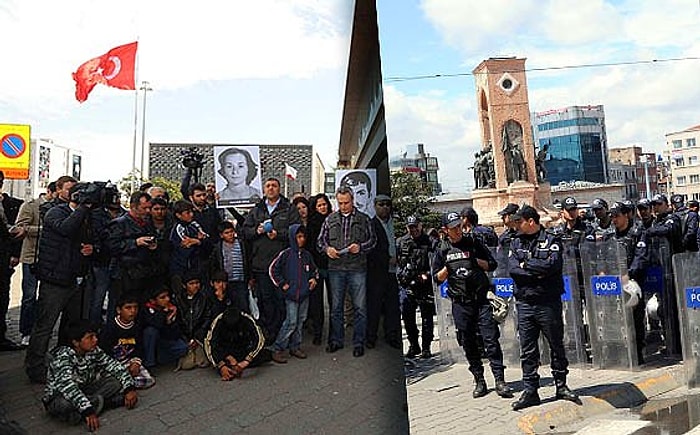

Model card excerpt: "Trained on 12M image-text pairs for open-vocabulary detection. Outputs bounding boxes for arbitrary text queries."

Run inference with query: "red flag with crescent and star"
[72,41,138,103]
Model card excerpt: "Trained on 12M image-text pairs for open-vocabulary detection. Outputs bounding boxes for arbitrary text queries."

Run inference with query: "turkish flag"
[72,41,138,103]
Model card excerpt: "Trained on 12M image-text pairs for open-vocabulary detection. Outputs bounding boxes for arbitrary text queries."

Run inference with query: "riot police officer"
[589,198,614,240]
[460,206,498,247]
[636,198,654,229]
[552,197,591,243]
[604,202,649,363]
[497,203,519,250]
[432,212,513,399]
[671,194,699,252]
[396,216,434,358]
[508,205,580,410]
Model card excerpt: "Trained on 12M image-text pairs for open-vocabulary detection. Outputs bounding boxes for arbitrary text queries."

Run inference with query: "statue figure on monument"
[473,151,483,188]
[501,120,527,184]
[484,143,495,188]
[535,144,549,182]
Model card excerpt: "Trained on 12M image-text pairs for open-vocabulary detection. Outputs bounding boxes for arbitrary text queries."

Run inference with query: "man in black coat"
[365,194,401,350]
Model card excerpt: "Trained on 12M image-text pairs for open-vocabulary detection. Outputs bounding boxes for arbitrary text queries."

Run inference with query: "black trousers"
[308,270,329,341]
[452,298,505,379]
[0,252,12,338]
[253,272,285,344]
[367,272,401,344]
[517,299,569,391]
[402,296,435,348]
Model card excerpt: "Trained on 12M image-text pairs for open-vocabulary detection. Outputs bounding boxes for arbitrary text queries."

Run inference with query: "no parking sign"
[0,124,31,179]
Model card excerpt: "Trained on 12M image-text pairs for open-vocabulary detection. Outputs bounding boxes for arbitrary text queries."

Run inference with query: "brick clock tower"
[471,57,551,223]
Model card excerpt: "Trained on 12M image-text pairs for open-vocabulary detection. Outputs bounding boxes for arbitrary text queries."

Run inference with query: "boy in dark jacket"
[176,272,213,368]
[208,270,235,318]
[268,224,317,363]
[141,287,188,369]
[169,200,209,300]
[99,295,155,389]
[209,220,250,313]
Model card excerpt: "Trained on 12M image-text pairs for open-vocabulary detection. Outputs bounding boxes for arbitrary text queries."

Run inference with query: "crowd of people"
[1,162,699,428]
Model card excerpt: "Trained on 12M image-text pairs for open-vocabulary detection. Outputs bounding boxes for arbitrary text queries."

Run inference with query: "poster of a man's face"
[336,169,376,218]
[214,145,263,208]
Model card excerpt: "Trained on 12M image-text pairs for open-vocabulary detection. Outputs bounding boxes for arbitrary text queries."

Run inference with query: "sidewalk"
[0,271,410,434]
[406,338,685,435]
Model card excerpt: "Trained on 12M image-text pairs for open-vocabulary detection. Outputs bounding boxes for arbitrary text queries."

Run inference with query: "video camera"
[71,181,120,208]
[181,147,205,170]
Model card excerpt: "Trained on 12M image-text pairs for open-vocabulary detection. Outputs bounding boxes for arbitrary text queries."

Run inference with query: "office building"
[389,143,442,196]
[666,124,700,201]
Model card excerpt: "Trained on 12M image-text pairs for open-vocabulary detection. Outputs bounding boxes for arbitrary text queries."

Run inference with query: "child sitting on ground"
[268,224,317,363]
[141,287,189,369]
[43,320,138,432]
[175,271,213,369]
[99,294,155,389]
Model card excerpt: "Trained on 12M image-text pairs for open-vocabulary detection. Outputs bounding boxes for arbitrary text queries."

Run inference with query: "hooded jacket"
[269,224,318,302]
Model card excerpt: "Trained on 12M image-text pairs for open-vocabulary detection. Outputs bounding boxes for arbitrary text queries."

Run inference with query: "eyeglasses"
[376,201,392,207]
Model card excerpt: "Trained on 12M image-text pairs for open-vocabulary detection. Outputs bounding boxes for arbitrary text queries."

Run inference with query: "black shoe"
[555,384,582,405]
[421,349,432,359]
[0,339,22,352]
[512,390,541,411]
[366,340,376,349]
[495,381,514,398]
[353,347,365,357]
[312,337,322,346]
[405,344,421,358]
[326,343,342,353]
[472,377,488,398]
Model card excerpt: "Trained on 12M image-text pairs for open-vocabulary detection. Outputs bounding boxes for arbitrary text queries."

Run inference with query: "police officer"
[460,206,498,247]
[589,198,614,240]
[508,205,580,410]
[397,215,435,358]
[432,212,513,399]
[636,198,654,229]
[552,197,591,244]
[497,203,520,250]
[670,194,699,252]
[604,202,649,363]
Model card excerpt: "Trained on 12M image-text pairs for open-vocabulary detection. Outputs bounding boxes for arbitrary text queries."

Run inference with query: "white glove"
[623,279,642,308]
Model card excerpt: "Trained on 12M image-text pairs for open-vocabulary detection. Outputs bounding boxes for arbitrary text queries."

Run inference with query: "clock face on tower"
[497,72,519,95]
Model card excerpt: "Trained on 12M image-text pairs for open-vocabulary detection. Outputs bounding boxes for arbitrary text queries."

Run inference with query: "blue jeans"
[19,264,38,336]
[328,270,367,348]
[88,266,111,325]
[142,326,189,368]
[273,298,309,352]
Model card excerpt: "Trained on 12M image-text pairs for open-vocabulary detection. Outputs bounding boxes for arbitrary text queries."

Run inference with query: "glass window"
[677,176,687,186]
[690,156,698,165]
[691,174,700,184]
[687,138,697,147]
[673,140,683,149]
[675,157,685,167]
[694,193,700,201]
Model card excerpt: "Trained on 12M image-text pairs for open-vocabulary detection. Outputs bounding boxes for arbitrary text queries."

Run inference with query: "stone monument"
[471,57,552,223]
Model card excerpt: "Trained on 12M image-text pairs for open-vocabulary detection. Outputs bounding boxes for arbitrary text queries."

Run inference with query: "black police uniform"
[509,225,579,409]
[603,217,649,363]
[674,204,699,252]
[396,232,434,358]
[432,232,512,398]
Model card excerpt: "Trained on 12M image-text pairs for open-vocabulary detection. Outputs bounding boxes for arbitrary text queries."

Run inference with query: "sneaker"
[289,349,307,359]
[272,350,288,364]
[20,335,30,347]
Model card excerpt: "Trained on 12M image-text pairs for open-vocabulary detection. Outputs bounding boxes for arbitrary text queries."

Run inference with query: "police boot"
[405,342,421,358]
[511,390,541,411]
[472,374,488,398]
[495,380,514,398]
[555,379,582,405]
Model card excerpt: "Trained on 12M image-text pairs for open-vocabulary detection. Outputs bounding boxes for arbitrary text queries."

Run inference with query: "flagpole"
[131,36,140,193]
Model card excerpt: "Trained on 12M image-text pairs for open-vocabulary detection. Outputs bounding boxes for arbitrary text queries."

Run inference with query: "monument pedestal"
[472,181,553,226]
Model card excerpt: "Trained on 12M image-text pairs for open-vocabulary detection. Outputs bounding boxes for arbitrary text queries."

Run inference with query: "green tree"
[390,171,441,237]
[117,172,183,202]
[150,176,183,201]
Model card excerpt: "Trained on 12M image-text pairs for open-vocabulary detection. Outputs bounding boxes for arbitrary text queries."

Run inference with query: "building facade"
[389,143,442,196]
[532,105,609,185]
[666,124,700,201]
[608,145,658,200]
[149,143,317,196]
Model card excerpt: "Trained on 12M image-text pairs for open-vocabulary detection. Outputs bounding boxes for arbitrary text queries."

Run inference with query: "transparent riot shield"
[640,237,680,356]
[580,238,638,369]
[538,240,589,368]
[432,279,463,365]
[489,247,520,368]
[673,252,700,387]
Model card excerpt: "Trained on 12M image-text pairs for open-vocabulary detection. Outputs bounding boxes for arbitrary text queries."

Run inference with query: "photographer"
[396,216,435,358]
[106,192,162,314]
[25,183,97,383]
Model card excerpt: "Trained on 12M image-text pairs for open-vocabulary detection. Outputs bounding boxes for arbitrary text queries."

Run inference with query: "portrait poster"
[335,169,377,218]
[214,145,263,208]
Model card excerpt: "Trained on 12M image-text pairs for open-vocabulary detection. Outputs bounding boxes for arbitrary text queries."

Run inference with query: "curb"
[517,365,685,434]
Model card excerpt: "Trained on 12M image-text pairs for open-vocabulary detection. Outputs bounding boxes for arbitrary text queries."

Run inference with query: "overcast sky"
[378,0,700,192]
[2,1,699,194]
